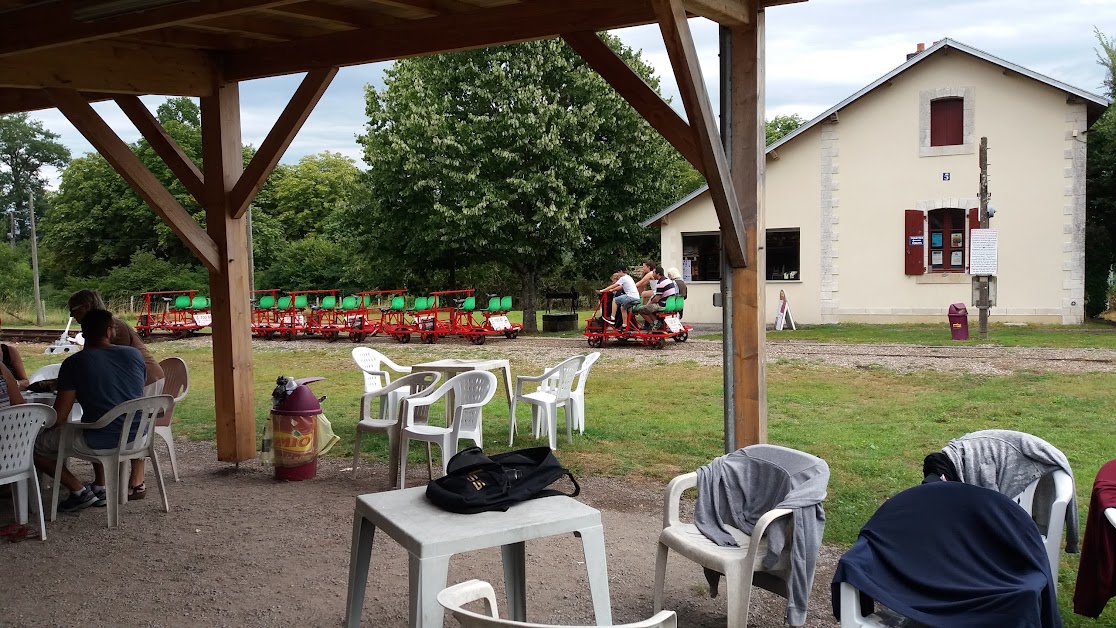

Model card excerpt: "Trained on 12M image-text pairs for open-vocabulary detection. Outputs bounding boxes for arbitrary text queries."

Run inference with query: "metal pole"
[28,190,44,326]
[8,211,15,249]
[977,137,989,339]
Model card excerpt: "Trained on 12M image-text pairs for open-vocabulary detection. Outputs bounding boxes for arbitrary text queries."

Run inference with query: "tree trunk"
[522,270,538,333]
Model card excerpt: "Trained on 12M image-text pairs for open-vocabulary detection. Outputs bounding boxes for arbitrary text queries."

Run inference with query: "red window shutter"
[930,98,964,146]
[904,210,925,275]
[967,208,979,272]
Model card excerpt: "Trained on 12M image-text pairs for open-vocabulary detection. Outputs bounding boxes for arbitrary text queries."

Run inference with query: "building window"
[928,208,965,271]
[681,233,721,282]
[767,229,801,280]
[930,98,964,146]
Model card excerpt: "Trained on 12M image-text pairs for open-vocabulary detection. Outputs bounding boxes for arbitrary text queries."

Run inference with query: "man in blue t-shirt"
[34,309,147,512]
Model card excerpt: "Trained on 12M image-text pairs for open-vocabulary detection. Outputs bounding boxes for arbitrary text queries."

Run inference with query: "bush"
[65,251,208,303]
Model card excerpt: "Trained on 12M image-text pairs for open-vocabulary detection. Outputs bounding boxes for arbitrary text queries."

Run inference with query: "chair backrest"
[391,295,405,310]
[1013,469,1074,575]
[546,355,585,402]
[159,357,189,404]
[352,347,391,392]
[378,371,441,422]
[173,294,191,309]
[0,404,54,483]
[414,296,428,311]
[277,296,292,309]
[105,396,174,457]
[448,371,497,435]
[294,295,308,309]
[572,352,601,395]
[342,295,359,310]
[28,363,62,384]
[438,580,677,628]
[487,296,501,311]
[462,296,475,311]
[500,295,512,311]
[259,295,276,309]
[321,295,337,309]
[191,295,208,309]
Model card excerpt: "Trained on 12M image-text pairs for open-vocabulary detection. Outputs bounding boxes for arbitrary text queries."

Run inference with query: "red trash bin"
[947,303,969,341]
[271,378,324,481]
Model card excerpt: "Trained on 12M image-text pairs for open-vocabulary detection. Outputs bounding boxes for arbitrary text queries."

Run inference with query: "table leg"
[410,553,451,628]
[500,541,528,622]
[345,512,377,628]
[501,365,514,414]
[578,525,613,625]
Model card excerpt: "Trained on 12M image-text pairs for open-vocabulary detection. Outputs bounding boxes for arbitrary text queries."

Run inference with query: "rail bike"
[583,292,690,349]
[136,290,211,338]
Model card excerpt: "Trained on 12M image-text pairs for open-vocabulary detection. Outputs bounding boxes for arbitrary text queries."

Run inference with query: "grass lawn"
[20,343,1116,624]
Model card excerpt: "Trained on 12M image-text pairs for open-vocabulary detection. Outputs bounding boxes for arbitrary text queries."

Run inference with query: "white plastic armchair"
[1012,469,1074,585]
[49,395,174,528]
[539,352,600,436]
[352,347,412,421]
[28,363,61,385]
[438,579,678,628]
[0,404,55,541]
[154,356,188,482]
[653,472,796,628]
[352,371,440,480]
[509,355,584,450]
[398,371,497,489]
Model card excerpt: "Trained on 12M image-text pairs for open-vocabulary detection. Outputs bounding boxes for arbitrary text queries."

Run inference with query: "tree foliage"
[354,36,695,330]
[0,114,70,242]
[766,114,805,146]
[1086,28,1116,315]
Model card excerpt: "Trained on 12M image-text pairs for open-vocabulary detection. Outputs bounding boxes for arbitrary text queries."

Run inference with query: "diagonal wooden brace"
[653,0,748,268]
[115,95,206,205]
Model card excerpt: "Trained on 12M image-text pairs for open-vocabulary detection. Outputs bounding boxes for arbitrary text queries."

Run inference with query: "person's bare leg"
[129,459,144,487]
[34,454,85,492]
[92,462,106,487]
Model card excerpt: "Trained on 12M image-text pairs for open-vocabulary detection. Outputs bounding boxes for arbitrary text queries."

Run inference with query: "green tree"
[766,114,805,146]
[0,113,70,241]
[263,151,361,241]
[1086,28,1116,316]
[355,36,694,330]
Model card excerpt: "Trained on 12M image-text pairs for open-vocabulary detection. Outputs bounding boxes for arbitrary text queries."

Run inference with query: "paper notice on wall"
[969,229,998,275]
[682,259,692,282]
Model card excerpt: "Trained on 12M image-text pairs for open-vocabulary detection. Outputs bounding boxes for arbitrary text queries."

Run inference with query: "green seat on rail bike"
[460,296,476,311]
[500,296,512,311]
[480,296,501,313]
[258,295,276,309]
[172,295,191,310]
[294,295,308,309]
[409,297,427,312]
[320,295,337,310]
[390,296,406,311]
[341,295,359,310]
[191,296,209,310]
[277,296,292,310]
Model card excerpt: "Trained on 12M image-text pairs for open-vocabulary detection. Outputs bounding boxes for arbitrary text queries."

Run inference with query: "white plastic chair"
[438,579,678,627]
[0,404,55,541]
[566,352,599,434]
[1011,469,1075,585]
[352,371,440,479]
[352,347,412,425]
[28,363,61,385]
[653,458,824,628]
[509,355,584,450]
[398,371,496,489]
[154,357,188,482]
[49,395,174,528]
[1108,508,1116,529]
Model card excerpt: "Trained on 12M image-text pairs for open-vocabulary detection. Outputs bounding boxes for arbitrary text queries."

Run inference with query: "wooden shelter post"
[722,10,768,449]
[201,80,257,462]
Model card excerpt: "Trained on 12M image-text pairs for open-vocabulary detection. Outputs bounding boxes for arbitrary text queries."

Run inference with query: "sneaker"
[59,488,99,513]
[85,483,107,507]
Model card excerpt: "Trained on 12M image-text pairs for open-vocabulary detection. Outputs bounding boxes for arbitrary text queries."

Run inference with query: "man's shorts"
[614,294,640,310]
[34,427,64,456]
[636,302,664,315]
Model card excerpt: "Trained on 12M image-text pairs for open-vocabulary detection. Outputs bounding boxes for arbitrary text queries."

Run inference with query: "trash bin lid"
[948,303,968,315]
[273,384,322,415]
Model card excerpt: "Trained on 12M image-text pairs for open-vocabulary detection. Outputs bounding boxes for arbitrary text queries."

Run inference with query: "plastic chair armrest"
[381,357,412,374]
[437,579,500,618]
[69,411,118,430]
[663,471,698,527]
[360,369,392,383]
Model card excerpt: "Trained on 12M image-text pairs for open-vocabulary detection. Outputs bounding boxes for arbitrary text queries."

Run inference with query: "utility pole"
[28,190,45,326]
[7,211,15,249]
[977,137,990,339]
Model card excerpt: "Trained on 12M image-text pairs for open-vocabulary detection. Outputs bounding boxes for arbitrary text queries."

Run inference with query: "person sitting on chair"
[636,267,677,330]
[634,259,658,305]
[33,309,148,513]
[0,320,29,390]
[599,269,641,328]
[666,267,687,319]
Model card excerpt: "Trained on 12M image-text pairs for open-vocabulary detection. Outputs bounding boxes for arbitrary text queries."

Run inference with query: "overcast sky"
[28,0,1116,185]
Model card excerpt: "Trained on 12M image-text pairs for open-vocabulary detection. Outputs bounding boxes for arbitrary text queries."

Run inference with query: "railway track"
[2,327,210,344]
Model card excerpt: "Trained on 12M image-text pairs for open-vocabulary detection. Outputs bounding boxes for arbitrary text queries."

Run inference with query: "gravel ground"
[2,334,1108,627]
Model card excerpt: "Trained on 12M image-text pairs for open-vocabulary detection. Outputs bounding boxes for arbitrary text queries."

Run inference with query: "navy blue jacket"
[832,482,1061,628]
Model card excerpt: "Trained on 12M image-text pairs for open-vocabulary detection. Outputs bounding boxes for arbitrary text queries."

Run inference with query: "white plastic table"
[344,487,613,628]
[411,358,514,417]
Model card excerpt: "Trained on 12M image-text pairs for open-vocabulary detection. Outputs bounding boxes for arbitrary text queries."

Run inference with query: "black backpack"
[426,446,580,514]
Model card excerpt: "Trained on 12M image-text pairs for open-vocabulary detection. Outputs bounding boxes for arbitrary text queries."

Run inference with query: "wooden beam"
[562,31,702,174]
[653,0,747,267]
[201,79,257,464]
[115,95,206,204]
[265,3,399,28]
[193,13,343,40]
[229,67,337,219]
[0,0,304,58]
[44,87,221,272]
[0,88,115,115]
[225,0,657,81]
[121,26,262,50]
[0,40,213,95]
[726,13,767,448]
[684,0,751,25]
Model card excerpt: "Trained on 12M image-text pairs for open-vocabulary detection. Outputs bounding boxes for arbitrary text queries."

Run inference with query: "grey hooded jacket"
[695,444,829,626]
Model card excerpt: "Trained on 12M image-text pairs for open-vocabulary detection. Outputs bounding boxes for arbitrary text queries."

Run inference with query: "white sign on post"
[969,229,998,275]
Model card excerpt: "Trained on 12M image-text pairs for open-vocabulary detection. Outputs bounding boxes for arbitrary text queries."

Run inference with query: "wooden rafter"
[45,88,221,273]
[561,31,702,173]
[225,0,656,80]
[115,95,206,204]
[264,3,399,28]
[120,27,260,51]
[194,13,343,40]
[229,67,338,219]
[685,0,752,25]
[653,0,747,267]
[0,40,214,95]
[0,88,115,115]
[0,0,305,58]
